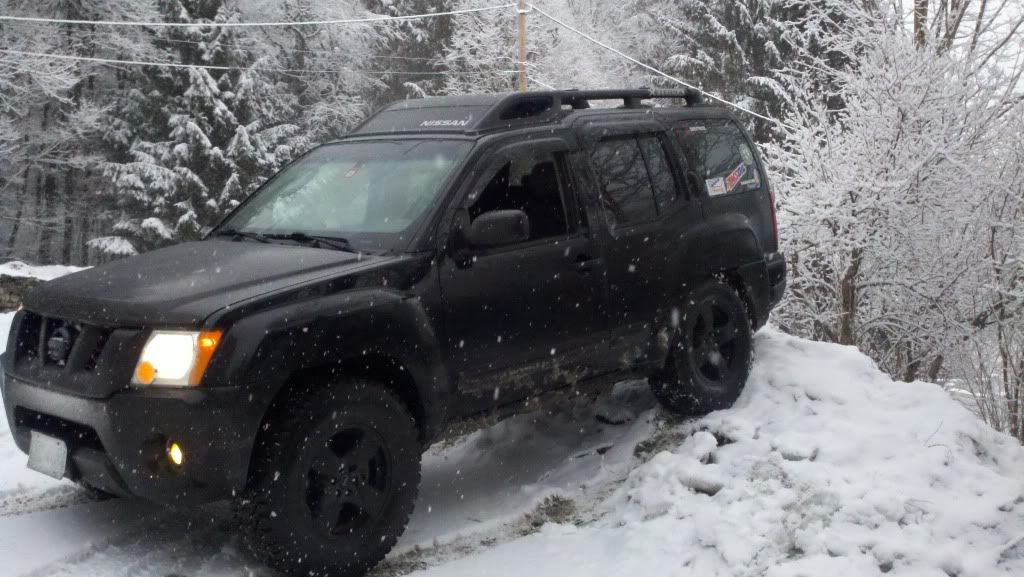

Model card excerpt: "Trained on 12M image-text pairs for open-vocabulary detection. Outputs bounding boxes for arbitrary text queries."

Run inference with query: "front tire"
[650,280,754,416]
[236,381,421,577]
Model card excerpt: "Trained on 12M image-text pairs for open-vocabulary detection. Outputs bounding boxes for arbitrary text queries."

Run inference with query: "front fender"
[203,287,451,470]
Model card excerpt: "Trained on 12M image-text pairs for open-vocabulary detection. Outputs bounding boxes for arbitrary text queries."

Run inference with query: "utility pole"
[517,0,528,92]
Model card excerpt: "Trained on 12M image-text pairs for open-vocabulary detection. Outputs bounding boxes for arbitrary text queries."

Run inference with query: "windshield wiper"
[267,232,355,253]
[213,228,270,243]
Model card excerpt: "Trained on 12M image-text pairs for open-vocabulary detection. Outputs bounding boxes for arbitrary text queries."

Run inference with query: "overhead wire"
[0,4,517,28]
[0,48,508,76]
[1,2,792,129]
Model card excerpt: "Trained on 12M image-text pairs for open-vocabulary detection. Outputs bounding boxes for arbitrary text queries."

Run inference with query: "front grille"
[14,311,112,373]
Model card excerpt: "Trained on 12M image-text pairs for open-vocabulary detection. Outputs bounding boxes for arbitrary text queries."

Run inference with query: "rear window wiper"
[267,232,355,253]
[213,228,270,243]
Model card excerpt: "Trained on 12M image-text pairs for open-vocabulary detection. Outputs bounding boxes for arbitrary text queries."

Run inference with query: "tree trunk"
[62,169,74,265]
[838,248,862,346]
[914,0,929,48]
[37,172,57,264]
[5,169,30,252]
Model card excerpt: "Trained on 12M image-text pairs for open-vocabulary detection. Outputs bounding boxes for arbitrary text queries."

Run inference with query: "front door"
[439,139,608,412]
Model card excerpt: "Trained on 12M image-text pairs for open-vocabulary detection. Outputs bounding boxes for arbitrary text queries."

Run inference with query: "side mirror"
[465,210,531,249]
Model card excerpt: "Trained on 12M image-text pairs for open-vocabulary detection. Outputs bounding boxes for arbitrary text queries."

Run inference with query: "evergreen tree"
[95,0,301,255]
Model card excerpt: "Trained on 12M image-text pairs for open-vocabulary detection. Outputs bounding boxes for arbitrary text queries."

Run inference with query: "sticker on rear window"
[706,177,727,196]
[725,163,747,191]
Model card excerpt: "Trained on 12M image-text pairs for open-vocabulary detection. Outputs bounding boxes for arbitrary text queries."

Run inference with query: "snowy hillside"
[1,277,1022,577]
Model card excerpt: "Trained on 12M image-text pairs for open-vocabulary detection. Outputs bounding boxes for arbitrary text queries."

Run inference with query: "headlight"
[132,330,222,387]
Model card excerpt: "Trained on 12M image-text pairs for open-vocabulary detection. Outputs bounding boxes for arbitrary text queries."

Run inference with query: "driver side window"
[467,151,570,241]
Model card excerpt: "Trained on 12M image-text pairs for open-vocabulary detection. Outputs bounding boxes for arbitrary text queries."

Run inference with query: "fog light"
[167,442,184,466]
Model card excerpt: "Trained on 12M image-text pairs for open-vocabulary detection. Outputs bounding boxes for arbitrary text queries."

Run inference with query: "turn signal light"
[134,361,156,385]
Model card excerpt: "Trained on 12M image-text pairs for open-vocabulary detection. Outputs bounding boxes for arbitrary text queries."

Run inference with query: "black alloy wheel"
[649,280,754,416]
[236,381,421,577]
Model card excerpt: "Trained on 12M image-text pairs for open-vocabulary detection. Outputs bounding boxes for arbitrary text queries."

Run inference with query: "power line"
[527,4,795,130]
[0,48,489,76]
[4,21,468,61]
[0,4,516,28]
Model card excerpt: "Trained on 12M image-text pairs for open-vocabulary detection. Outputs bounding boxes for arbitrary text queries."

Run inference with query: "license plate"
[27,431,68,480]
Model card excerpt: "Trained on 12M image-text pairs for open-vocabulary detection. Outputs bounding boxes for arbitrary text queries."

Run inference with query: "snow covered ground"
[1,266,1023,576]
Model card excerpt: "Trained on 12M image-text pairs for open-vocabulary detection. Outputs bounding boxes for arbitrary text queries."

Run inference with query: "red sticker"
[725,163,747,191]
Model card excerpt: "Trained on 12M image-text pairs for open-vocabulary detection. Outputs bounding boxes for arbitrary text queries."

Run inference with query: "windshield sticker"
[344,162,364,178]
[725,163,747,192]
[687,124,707,132]
[706,177,727,196]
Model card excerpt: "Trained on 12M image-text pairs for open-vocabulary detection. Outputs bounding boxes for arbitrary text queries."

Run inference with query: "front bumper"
[1,353,255,504]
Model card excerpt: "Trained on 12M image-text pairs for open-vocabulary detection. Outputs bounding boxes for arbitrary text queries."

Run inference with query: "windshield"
[217,139,471,252]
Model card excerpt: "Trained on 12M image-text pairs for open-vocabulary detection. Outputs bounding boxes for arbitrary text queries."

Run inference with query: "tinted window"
[674,120,762,197]
[590,138,657,227]
[468,151,568,241]
[639,135,678,212]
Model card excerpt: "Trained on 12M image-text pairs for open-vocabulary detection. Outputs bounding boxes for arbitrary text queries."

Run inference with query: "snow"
[406,332,1024,577]
[1,268,1023,576]
[0,261,83,281]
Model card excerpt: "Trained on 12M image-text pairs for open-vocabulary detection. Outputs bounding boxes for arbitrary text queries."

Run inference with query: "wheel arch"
[210,288,452,493]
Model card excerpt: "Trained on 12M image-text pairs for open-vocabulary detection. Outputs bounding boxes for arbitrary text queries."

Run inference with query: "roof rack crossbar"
[473,88,705,132]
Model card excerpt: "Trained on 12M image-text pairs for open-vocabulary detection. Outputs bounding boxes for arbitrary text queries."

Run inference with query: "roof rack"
[350,88,709,136]
[558,87,704,109]
[474,87,704,132]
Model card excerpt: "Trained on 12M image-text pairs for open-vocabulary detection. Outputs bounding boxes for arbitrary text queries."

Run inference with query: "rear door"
[439,137,609,412]
[576,118,701,367]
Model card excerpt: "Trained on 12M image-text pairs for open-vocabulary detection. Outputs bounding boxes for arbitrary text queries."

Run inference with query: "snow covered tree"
[237,0,386,141]
[443,0,649,94]
[765,0,1024,438]
[0,0,156,264]
[97,0,303,255]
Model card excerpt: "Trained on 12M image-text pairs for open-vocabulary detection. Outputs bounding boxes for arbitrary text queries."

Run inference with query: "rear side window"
[674,120,762,197]
[590,138,658,226]
[638,135,677,212]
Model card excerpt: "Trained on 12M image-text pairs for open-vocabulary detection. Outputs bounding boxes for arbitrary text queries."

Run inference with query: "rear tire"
[236,380,421,577]
[650,279,753,416]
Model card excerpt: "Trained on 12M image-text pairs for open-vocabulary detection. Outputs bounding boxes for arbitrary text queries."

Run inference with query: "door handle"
[575,254,602,273]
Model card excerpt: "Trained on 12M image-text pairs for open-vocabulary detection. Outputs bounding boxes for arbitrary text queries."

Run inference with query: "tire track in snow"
[0,484,100,518]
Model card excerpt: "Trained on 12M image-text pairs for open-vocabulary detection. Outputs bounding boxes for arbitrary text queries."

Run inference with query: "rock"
[0,275,39,312]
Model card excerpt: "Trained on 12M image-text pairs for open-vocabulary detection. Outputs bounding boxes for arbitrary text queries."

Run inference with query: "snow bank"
[412,329,1024,577]
[0,261,83,281]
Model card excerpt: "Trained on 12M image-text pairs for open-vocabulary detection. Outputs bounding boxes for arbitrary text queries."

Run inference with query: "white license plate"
[27,431,68,480]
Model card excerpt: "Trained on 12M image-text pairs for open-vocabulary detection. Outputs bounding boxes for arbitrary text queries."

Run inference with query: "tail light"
[768,186,779,247]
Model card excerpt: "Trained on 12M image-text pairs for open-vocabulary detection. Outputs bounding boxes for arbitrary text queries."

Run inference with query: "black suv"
[1,89,784,576]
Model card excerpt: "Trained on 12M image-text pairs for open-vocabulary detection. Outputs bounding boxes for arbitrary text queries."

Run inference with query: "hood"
[24,239,392,326]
